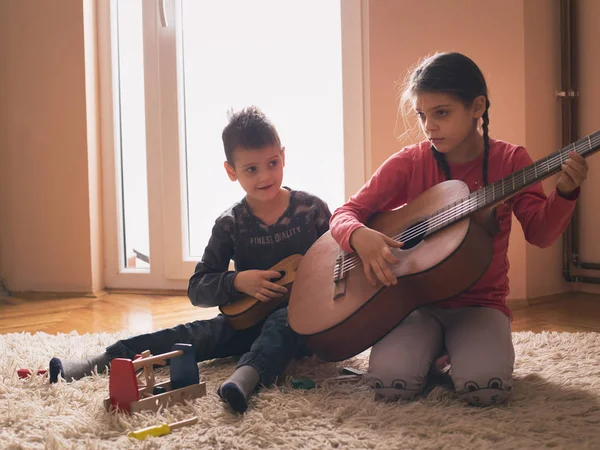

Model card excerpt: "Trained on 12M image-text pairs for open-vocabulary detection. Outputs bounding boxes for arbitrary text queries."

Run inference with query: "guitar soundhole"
[399,221,427,250]
[271,271,286,282]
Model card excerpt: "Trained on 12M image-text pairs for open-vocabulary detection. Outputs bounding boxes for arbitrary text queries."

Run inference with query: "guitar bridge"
[333,253,347,300]
[333,279,347,300]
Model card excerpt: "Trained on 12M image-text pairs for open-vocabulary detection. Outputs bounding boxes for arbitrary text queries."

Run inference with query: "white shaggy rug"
[1,331,600,449]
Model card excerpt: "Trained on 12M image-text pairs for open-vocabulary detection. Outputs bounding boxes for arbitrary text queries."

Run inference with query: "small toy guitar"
[219,254,303,330]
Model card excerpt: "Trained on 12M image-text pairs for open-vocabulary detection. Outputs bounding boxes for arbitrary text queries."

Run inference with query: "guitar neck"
[425,130,600,236]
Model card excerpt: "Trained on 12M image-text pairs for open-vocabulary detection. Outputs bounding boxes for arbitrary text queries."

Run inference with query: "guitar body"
[288,180,494,361]
[219,254,303,330]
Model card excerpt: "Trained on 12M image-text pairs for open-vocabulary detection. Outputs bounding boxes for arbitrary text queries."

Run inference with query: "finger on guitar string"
[567,150,587,165]
[383,235,404,249]
[363,263,377,286]
[255,292,270,302]
[563,159,588,181]
[257,287,282,302]
[262,280,288,294]
[263,270,285,281]
[565,151,588,177]
[371,262,388,286]
[561,164,583,186]
[378,258,397,286]
[350,227,402,286]
[233,269,289,300]
[382,246,400,265]
[260,286,284,298]
[371,260,395,287]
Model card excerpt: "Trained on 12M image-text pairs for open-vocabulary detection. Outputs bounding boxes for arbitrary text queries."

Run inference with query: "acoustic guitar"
[288,131,600,362]
[219,254,303,330]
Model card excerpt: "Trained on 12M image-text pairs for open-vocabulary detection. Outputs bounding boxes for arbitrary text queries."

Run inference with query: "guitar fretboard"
[398,130,600,242]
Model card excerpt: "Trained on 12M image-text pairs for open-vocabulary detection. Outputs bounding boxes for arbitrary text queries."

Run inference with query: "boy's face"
[224,145,285,202]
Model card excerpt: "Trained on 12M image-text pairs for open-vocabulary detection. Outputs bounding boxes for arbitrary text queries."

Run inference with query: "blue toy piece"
[170,343,199,390]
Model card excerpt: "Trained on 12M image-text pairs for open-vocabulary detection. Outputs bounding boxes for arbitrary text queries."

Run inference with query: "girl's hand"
[349,227,403,287]
[557,151,588,196]
[233,270,287,302]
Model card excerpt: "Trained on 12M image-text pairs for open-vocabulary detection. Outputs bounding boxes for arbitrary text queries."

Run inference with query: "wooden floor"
[1,291,600,335]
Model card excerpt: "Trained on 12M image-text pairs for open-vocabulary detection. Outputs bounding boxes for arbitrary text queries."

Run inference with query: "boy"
[49,106,332,413]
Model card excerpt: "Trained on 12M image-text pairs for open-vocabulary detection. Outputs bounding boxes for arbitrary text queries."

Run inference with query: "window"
[99,0,367,289]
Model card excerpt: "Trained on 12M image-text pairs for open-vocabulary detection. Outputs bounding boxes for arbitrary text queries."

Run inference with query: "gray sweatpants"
[367,305,514,406]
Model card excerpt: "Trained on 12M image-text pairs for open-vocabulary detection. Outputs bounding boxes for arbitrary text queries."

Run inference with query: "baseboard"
[508,291,593,310]
[6,289,108,300]
[526,291,577,306]
[0,279,9,298]
[2,288,186,300]
[106,288,187,296]
[506,297,530,310]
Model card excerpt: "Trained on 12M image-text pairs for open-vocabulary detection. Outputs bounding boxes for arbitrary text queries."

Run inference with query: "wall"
[0,0,102,293]
[523,0,569,298]
[573,0,600,294]
[367,0,574,299]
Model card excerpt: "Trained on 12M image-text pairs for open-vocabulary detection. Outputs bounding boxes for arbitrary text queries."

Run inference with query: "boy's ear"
[224,161,237,181]
[472,95,487,119]
[281,146,286,168]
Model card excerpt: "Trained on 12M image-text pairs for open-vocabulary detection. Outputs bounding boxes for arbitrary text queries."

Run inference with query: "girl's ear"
[281,146,286,168]
[224,161,237,181]
[472,95,487,119]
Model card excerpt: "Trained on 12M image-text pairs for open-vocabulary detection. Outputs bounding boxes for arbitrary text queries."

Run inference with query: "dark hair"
[221,106,281,165]
[401,52,491,186]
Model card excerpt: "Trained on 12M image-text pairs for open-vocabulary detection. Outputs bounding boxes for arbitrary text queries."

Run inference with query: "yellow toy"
[128,416,198,440]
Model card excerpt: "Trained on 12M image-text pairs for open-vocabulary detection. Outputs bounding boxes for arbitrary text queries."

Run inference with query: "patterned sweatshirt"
[188,188,331,307]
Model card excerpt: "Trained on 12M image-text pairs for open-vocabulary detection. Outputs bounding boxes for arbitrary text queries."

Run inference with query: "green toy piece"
[291,378,316,390]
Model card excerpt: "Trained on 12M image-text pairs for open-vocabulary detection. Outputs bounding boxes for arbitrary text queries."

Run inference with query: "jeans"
[106,306,304,385]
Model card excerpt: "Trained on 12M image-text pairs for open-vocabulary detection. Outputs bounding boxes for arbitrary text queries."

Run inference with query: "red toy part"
[109,358,140,413]
[17,369,47,379]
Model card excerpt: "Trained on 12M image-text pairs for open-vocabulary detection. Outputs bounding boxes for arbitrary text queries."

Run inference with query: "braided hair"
[401,52,491,186]
[481,99,490,186]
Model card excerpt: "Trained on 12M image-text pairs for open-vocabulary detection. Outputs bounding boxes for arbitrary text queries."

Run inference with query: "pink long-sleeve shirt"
[330,139,579,318]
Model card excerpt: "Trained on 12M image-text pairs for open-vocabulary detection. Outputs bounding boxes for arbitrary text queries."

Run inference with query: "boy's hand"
[557,151,588,195]
[349,227,403,287]
[233,270,288,302]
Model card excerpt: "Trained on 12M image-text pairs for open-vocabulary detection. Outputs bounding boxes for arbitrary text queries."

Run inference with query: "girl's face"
[412,92,485,157]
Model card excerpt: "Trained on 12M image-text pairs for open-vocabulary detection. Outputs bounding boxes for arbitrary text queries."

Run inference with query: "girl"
[329,52,588,406]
